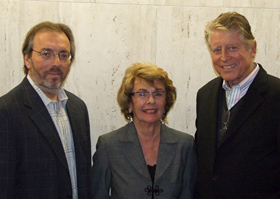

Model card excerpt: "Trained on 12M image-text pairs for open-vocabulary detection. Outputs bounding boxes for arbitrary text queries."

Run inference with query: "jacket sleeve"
[0,110,16,199]
[179,137,198,199]
[91,136,111,199]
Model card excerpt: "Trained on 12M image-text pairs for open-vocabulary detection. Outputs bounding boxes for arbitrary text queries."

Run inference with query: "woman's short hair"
[117,62,176,122]
[205,12,255,51]
[22,21,75,74]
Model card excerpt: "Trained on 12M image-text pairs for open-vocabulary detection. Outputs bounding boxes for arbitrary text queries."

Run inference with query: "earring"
[161,113,166,124]
[128,113,133,123]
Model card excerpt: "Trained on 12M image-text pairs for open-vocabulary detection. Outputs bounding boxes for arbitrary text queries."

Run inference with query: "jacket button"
[212,175,218,181]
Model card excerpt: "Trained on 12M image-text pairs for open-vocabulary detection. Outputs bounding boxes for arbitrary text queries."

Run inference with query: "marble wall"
[1,0,280,153]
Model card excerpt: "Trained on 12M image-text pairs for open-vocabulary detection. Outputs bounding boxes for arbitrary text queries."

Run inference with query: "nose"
[220,49,230,62]
[146,93,156,104]
[52,53,62,65]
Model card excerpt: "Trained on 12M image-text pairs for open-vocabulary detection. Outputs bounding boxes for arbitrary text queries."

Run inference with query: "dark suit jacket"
[194,65,280,199]
[0,77,91,199]
[91,122,197,199]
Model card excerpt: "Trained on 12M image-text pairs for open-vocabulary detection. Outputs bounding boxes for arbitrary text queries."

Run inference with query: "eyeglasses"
[130,91,166,101]
[32,49,72,62]
[219,110,230,141]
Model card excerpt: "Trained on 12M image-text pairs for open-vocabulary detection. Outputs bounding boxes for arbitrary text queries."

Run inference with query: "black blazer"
[194,65,280,199]
[0,77,91,199]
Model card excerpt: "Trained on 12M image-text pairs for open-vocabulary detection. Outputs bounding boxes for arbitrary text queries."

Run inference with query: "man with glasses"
[0,22,91,199]
[194,12,280,199]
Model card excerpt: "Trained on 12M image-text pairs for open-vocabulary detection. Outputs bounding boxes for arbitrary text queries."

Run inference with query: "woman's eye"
[139,92,146,96]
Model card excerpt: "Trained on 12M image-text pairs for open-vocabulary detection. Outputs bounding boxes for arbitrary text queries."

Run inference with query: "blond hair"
[117,63,176,122]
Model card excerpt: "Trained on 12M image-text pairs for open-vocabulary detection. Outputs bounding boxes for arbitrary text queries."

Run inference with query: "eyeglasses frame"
[31,49,72,62]
[130,90,167,101]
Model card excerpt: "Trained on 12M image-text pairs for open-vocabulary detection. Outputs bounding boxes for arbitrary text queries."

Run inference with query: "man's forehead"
[33,31,70,47]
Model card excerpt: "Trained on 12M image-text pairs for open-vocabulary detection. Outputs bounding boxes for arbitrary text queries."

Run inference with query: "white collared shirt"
[27,75,78,199]
[222,63,260,110]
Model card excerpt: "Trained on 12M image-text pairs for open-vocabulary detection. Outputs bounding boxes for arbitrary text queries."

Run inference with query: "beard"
[29,60,68,95]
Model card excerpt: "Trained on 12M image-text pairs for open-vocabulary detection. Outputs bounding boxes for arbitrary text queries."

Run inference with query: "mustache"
[49,67,62,73]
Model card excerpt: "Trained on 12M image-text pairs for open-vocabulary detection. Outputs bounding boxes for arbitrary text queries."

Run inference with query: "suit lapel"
[66,98,87,163]
[196,77,223,172]
[22,77,68,169]
[202,78,223,150]
[121,123,151,180]
[220,65,268,145]
[155,124,176,182]
[121,123,179,182]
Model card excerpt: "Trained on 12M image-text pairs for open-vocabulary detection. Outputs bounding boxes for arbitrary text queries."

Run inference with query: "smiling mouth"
[143,110,157,113]
[222,64,236,69]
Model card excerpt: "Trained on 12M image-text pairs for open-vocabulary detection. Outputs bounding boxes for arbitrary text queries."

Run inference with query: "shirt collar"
[222,62,260,91]
[27,75,68,107]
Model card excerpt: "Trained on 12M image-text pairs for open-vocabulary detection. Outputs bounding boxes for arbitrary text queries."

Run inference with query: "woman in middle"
[91,63,197,199]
